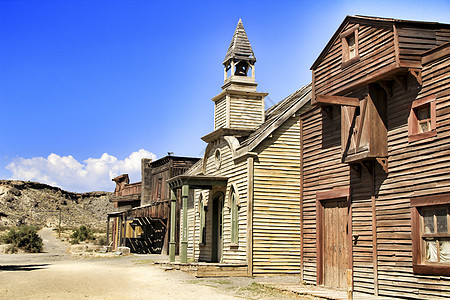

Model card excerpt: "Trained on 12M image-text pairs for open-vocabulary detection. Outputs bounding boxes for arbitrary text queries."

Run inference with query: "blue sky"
[1,0,449,192]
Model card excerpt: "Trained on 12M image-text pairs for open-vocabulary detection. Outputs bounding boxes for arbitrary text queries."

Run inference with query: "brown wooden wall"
[313,21,396,97]
[302,46,450,298]
[301,105,351,284]
[397,26,450,68]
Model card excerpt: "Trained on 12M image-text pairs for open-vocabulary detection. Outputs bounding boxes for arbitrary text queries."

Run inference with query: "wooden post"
[169,188,177,262]
[347,269,353,300]
[246,156,254,276]
[180,185,189,263]
[58,208,62,239]
[122,214,127,247]
[106,216,110,245]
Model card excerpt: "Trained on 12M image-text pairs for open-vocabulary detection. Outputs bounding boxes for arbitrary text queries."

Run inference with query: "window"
[157,177,162,199]
[229,186,239,245]
[340,25,359,68]
[199,198,206,245]
[411,194,450,276]
[346,35,356,59]
[214,149,221,170]
[408,95,436,142]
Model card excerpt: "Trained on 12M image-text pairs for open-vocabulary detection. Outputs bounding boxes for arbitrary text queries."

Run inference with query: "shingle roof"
[239,83,312,151]
[223,19,256,65]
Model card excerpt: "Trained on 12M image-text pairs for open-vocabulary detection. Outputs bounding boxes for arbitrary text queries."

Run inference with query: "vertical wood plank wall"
[253,115,301,275]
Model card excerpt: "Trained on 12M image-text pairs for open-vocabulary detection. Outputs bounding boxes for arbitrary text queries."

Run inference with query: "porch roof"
[167,175,228,190]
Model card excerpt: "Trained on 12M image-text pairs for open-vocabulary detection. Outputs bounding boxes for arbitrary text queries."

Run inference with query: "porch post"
[106,216,110,245]
[122,214,127,247]
[180,185,189,263]
[169,188,177,262]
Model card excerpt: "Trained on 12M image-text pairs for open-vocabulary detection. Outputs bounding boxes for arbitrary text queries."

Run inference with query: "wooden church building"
[166,19,312,276]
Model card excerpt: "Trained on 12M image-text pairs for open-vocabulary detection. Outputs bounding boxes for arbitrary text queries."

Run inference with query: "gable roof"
[237,83,312,154]
[311,15,450,70]
[223,19,256,65]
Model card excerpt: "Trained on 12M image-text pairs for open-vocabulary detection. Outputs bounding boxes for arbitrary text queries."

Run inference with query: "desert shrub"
[5,244,18,254]
[94,236,107,246]
[70,225,95,244]
[1,225,43,253]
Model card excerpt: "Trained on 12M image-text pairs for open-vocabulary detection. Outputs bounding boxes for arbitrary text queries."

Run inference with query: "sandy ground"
[0,228,311,300]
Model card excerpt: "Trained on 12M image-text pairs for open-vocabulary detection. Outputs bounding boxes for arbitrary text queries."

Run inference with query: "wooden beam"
[316,94,360,107]
[316,187,351,201]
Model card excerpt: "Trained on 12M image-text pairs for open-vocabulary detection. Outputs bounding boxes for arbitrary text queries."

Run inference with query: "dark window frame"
[411,193,450,276]
[408,95,436,143]
[340,25,360,69]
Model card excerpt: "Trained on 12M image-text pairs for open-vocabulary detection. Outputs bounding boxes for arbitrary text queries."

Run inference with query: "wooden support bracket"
[408,68,422,86]
[376,157,388,173]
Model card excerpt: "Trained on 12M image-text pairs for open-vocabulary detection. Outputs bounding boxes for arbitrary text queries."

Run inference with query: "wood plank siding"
[253,114,301,275]
[229,96,264,129]
[214,96,227,130]
[301,105,351,284]
[307,16,450,298]
[186,138,249,264]
[313,21,396,98]
[398,26,450,68]
[312,17,450,100]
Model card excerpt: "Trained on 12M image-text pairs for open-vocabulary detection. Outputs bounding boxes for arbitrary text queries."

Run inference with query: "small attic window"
[347,35,356,59]
[340,25,359,68]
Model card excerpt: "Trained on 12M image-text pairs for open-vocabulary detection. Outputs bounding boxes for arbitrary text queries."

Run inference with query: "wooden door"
[323,200,349,288]
[212,193,224,262]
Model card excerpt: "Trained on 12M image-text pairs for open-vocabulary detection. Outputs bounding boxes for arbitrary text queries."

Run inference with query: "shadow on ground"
[0,264,49,271]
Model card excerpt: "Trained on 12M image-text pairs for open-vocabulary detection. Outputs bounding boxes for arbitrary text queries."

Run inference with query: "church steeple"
[223,19,256,81]
[208,19,268,133]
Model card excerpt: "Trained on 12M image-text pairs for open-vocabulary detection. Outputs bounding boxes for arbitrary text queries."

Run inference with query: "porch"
[157,261,248,277]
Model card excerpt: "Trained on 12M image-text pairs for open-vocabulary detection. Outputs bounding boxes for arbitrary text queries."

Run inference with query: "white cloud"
[6,149,156,193]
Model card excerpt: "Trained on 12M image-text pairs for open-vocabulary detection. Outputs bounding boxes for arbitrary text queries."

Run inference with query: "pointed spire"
[223,19,256,65]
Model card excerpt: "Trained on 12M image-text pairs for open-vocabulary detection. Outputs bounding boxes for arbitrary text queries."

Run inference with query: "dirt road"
[0,228,305,300]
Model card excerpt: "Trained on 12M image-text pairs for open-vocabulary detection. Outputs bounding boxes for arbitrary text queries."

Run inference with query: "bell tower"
[212,19,268,132]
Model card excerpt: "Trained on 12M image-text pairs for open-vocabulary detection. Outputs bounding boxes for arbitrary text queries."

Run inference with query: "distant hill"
[0,180,113,229]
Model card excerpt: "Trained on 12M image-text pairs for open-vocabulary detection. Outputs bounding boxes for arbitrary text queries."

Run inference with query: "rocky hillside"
[0,180,113,230]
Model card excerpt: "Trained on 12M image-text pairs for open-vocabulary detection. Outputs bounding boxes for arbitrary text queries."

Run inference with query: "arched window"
[199,195,206,245]
[230,188,239,244]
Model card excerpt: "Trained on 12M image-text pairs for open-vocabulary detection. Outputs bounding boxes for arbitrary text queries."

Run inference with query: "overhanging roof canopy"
[167,175,228,190]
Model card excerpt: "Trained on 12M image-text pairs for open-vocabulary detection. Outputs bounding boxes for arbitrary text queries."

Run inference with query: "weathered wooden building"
[167,19,312,276]
[107,155,199,254]
[301,16,450,298]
